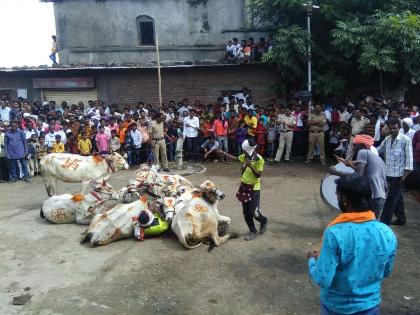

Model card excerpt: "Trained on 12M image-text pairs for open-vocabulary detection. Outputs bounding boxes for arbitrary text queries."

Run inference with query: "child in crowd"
[235,121,247,154]
[266,119,278,161]
[35,136,48,175]
[124,127,135,167]
[66,132,79,154]
[255,117,267,156]
[78,132,92,156]
[27,134,37,176]
[52,134,65,153]
[110,130,121,153]
[90,125,98,153]
[96,125,110,155]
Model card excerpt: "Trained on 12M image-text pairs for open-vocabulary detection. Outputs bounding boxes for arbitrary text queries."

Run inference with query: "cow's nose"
[215,189,225,200]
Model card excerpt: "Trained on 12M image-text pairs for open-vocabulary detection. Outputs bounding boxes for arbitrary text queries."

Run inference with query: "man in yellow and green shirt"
[224,138,267,241]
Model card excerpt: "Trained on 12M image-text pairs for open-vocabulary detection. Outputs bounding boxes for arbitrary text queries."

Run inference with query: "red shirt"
[255,123,267,145]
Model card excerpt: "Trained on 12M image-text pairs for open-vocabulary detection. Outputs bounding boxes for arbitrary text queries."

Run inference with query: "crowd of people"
[225,36,273,62]
[0,89,418,187]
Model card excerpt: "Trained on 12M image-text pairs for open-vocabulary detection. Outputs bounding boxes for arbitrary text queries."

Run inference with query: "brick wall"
[101,64,278,107]
[0,64,279,106]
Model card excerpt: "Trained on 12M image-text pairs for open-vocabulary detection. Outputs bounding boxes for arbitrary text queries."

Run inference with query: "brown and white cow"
[40,152,129,196]
[40,179,121,225]
[171,180,236,249]
[81,195,150,247]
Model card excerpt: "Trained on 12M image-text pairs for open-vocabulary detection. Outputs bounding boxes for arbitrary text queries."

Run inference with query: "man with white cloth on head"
[399,118,415,141]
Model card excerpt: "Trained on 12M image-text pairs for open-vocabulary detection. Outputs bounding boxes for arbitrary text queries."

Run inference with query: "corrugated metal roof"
[0,62,248,73]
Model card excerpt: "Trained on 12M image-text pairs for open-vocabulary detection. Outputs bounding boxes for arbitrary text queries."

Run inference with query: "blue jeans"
[49,52,57,64]
[321,304,379,315]
[9,158,29,180]
[266,142,275,159]
[217,136,228,152]
[167,142,175,162]
[236,142,243,155]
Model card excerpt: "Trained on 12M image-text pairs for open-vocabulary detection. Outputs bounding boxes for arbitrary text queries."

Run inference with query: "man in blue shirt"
[308,175,397,315]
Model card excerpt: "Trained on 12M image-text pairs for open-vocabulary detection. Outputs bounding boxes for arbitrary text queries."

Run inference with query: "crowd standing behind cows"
[0,89,419,182]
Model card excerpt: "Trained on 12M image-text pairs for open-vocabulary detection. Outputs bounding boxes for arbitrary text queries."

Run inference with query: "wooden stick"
[155,33,162,108]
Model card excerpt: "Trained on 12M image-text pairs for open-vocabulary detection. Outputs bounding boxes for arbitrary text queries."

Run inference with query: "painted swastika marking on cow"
[61,158,82,170]
[51,208,67,222]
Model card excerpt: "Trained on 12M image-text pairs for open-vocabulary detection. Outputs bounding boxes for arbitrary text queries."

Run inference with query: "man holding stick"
[224,138,267,241]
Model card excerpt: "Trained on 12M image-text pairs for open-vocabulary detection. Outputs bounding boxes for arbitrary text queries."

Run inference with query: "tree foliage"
[249,0,420,97]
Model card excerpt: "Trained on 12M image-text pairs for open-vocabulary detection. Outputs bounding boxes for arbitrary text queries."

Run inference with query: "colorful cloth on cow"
[238,153,264,191]
[308,211,397,314]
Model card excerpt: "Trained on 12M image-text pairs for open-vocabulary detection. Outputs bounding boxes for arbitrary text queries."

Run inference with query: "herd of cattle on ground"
[39,153,237,249]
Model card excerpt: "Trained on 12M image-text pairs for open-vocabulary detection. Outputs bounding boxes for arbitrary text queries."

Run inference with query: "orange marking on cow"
[111,228,122,240]
[71,194,85,202]
[101,213,108,219]
[93,155,104,164]
[61,158,82,170]
[51,208,67,222]
[193,204,208,213]
[163,175,169,180]
[140,195,148,203]
[192,192,203,199]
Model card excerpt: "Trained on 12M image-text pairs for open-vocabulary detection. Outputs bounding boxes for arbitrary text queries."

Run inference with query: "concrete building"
[42,0,268,65]
[0,0,278,106]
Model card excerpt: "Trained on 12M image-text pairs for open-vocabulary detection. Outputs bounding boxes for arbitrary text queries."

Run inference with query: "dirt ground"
[0,162,419,315]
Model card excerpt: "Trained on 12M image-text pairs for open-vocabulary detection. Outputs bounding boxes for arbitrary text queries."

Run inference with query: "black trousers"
[242,191,267,233]
[380,176,406,225]
[0,157,9,181]
[184,137,198,161]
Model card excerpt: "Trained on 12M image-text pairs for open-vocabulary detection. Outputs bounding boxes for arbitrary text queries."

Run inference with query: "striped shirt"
[377,134,413,177]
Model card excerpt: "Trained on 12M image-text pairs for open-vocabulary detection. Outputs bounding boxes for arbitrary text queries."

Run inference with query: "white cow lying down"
[171,180,237,249]
[81,194,150,246]
[81,179,237,249]
[40,180,120,225]
[40,152,128,196]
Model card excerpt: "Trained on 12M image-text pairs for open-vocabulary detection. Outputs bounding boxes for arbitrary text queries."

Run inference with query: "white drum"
[320,162,354,211]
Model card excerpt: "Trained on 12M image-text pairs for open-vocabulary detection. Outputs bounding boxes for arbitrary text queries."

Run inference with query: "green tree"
[249,0,420,98]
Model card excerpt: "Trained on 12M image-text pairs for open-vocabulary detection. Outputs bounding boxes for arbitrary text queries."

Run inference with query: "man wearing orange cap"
[329,134,387,218]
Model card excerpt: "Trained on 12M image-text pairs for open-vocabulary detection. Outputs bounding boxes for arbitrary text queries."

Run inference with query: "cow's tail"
[208,232,239,252]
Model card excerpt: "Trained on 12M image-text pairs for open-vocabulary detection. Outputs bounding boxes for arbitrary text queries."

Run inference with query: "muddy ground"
[0,162,419,315]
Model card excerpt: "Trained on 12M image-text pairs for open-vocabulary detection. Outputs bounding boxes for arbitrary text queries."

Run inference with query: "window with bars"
[136,15,155,45]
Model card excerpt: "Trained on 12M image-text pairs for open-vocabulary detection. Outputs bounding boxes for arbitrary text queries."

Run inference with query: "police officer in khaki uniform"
[148,111,169,172]
[305,104,327,165]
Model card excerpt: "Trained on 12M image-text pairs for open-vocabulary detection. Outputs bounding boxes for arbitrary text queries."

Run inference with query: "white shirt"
[0,106,11,122]
[183,116,200,138]
[399,128,415,141]
[323,110,331,131]
[25,129,36,140]
[45,132,57,148]
[178,106,189,116]
[374,120,383,141]
[339,110,350,122]
[130,129,142,148]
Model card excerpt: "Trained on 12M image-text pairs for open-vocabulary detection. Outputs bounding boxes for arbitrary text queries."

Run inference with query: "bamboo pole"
[155,33,162,108]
